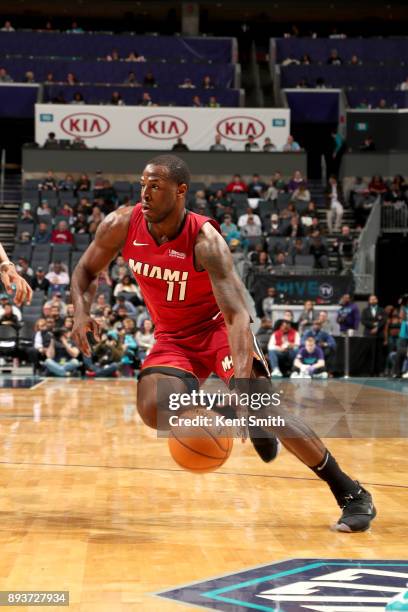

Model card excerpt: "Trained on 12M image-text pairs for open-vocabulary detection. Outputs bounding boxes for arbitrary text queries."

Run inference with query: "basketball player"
[71,155,376,532]
[0,242,32,305]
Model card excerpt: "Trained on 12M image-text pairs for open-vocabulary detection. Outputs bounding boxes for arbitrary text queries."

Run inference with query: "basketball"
[168,409,233,473]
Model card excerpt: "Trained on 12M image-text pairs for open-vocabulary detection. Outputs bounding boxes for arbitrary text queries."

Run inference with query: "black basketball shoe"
[248,426,281,463]
[333,483,377,532]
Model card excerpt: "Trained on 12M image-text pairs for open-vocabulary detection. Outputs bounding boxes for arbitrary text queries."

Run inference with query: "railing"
[352,197,381,294]
[381,204,408,232]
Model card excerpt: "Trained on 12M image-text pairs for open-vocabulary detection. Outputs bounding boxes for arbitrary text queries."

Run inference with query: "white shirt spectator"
[237,213,261,228]
[45,268,70,286]
[0,304,22,321]
[399,78,408,91]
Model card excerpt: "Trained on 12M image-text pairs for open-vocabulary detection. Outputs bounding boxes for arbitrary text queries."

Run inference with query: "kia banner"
[35,104,290,151]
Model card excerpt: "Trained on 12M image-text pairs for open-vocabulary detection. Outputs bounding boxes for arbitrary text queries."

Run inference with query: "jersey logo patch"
[168,249,186,259]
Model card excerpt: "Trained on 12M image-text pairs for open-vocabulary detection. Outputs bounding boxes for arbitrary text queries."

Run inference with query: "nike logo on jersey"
[133,241,149,246]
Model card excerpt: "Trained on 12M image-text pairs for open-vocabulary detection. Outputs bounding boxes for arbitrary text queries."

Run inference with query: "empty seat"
[294,254,314,267]
[74,234,91,251]
[12,244,32,261]
[16,222,34,236]
[113,181,131,194]
[209,182,227,193]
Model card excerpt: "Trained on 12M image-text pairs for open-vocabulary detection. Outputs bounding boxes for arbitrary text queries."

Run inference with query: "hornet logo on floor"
[156,558,408,611]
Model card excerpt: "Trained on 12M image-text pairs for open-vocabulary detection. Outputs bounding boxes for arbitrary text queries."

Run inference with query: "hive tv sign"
[60,113,111,138]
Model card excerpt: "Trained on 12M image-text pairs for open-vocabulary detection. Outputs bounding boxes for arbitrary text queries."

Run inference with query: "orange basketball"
[168,409,233,473]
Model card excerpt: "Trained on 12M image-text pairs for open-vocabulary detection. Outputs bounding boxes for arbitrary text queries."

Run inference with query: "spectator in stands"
[88,207,105,236]
[334,225,356,257]
[46,262,69,295]
[16,257,33,283]
[317,310,335,334]
[237,208,261,230]
[19,202,34,223]
[209,134,227,151]
[302,319,336,367]
[124,71,140,86]
[244,135,259,152]
[337,294,360,336]
[24,71,35,83]
[192,95,202,107]
[51,220,73,245]
[300,54,312,65]
[220,214,240,244]
[139,91,153,106]
[179,78,195,89]
[291,336,327,379]
[111,255,128,283]
[110,91,125,106]
[71,91,85,104]
[290,237,307,263]
[248,174,266,197]
[193,190,208,212]
[67,21,84,34]
[262,287,278,320]
[90,294,109,316]
[287,170,306,192]
[273,309,297,331]
[1,20,15,32]
[77,173,91,192]
[66,72,78,85]
[268,320,300,377]
[172,137,189,152]
[384,305,401,374]
[264,180,278,203]
[39,170,58,191]
[0,67,13,82]
[126,51,146,62]
[31,267,50,294]
[298,300,319,335]
[45,72,54,84]
[241,216,262,240]
[59,174,76,191]
[45,293,67,318]
[360,136,376,152]
[208,95,220,108]
[36,200,52,218]
[113,295,137,317]
[368,175,387,196]
[135,319,155,363]
[114,274,142,304]
[272,171,287,191]
[399,77,408,91]
[377,99,388,109]
[326,175,344,233]
[266,213,282,236]
[202,75,215,89]
[226,174,248,193]
[256,317,274,355]
[71,136,87,149]
[34,222,52,245]
[272,251,289,268]
[17,231,31,244]
[349,54,362,66]
[310,236,329,268]
[44,329,81,377]
[29,318,52,374]
[0,303,20,328]
[361,295,386,374]
[263,137,277,152]
[300,201,317,228]
[73,212,89,234]
[0,294,22,323]
[92,170,105,192]
[84,331,124,378]
[284,215,304,238]
[393,295,408,377]
[143,71,156,87]
[43,132,59,149]
[327,49,343,65]
[283,135,301,152]
[290,183,311,208]
[209,189,233,220]
[106,49,120,61]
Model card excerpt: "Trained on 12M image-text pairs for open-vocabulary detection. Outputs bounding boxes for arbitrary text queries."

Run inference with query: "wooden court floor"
[0,378,407,611]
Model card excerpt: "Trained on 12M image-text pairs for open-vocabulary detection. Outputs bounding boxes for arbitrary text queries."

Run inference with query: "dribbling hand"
[72,314,101,357]
[0,264,32,306]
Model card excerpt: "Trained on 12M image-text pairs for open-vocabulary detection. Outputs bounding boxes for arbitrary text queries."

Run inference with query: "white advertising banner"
[35,104,290,151]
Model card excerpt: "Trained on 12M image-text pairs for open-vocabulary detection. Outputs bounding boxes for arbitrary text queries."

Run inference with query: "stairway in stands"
[309,179,358,270]
[0,171,22,257]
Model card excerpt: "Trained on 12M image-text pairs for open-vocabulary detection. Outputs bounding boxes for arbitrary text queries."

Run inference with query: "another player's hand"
[72,314,101,357]
[0,265,32,306]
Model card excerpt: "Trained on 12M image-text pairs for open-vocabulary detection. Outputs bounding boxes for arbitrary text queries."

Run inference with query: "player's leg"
[249,368,376,532]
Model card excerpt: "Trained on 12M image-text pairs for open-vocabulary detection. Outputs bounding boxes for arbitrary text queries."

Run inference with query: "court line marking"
[0,459,406,490]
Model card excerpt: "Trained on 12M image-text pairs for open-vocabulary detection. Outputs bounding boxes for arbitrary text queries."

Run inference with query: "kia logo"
[216,115,265,141]
[139,114,188,140]
[61,113,110,138]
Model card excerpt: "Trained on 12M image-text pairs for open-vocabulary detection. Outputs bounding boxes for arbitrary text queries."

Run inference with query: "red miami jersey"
[121,204,224,340]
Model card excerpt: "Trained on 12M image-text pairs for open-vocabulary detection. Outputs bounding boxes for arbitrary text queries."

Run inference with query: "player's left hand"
[0,264,32,306]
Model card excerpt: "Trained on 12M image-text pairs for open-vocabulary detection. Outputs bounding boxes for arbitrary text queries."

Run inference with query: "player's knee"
[137,396,159,430]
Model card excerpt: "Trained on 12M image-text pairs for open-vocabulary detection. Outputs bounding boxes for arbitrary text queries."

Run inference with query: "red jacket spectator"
[226,174,248,193]
[51,221,73,244]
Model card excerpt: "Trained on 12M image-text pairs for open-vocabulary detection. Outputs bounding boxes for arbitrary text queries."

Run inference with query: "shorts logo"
[156,558,408,611]
[221,355,233,372]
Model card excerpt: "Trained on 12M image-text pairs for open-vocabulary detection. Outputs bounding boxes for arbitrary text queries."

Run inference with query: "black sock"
[311,451,360,505]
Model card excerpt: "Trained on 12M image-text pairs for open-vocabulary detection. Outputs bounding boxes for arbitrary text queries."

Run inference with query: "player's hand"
[72,314,101,357]
[0,265,32,306]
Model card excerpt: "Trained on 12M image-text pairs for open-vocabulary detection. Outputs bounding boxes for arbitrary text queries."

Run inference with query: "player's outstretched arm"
[0,242,32,306]
[195,222,253,381]
[71,207,132,356]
